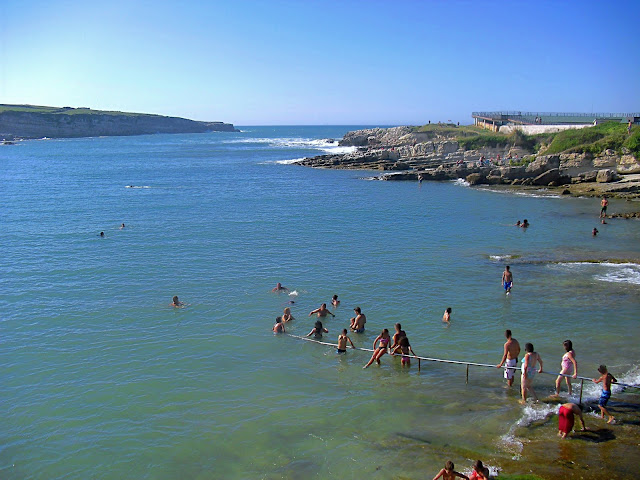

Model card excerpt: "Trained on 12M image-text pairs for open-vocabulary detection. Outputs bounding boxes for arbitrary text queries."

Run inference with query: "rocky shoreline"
[294,126,640,199]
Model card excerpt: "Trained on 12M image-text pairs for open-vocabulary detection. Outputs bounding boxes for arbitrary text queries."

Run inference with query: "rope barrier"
[286,333,640,390]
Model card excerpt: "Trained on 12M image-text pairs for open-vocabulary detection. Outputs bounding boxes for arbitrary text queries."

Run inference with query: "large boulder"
[485,175,504,185]
[532,168,561,185]
[559,153,593,177]
[617,154,640,174]
[495,165,527,180]
[526,155,560,177]
[596,169,616,183]
[466,173,485,185]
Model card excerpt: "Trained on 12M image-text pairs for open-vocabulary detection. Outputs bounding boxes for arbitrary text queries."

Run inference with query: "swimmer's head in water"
[505,329,512,338]
[354,307,361,314]
[399,336,409,347]
[276,316,282,323]
[446,307,452,314]
[342,328,347,334]
[321,303,327,308]
[172,296,179,303]
[506,265,510,271]
[315,320,323,330]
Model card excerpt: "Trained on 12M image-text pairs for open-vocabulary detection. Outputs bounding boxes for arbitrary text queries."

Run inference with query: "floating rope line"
[286,333,639,400]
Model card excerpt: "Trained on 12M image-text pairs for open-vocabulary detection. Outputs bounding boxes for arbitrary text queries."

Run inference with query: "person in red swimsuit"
[558,403,587,438]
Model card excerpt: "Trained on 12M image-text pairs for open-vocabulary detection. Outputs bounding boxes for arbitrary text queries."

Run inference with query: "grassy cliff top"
[0,104,162,117]
[411,122,639,159]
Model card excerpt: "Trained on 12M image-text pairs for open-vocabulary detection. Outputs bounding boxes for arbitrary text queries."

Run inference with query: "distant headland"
[0,104,239,140]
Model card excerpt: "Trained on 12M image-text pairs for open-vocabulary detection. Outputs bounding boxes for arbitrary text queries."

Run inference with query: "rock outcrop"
[0,105,239,139]
[293,126,640,198]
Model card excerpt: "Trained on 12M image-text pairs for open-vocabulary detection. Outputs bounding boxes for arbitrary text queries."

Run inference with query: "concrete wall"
[499,124,593,135]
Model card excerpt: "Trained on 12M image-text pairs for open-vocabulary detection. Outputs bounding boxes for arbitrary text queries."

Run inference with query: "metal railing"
[286,334,639,403]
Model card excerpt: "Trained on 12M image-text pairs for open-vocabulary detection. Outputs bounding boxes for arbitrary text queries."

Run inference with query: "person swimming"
[306,320,328,338]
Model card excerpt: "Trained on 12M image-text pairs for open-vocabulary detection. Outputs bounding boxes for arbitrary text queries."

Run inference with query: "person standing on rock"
[600,196,608,219]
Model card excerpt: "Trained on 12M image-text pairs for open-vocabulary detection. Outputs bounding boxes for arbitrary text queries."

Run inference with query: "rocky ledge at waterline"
[294,126,640,198]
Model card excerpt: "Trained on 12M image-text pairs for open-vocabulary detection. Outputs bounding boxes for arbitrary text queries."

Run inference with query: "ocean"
[1,126,639,479]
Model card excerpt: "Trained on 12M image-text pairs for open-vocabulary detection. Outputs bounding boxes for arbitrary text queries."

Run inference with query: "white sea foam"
[551,262,640,286]
[480,187,561,198]
[273,158,305,165]
[453,178,470,187]
[489,254,514,261]
[288,290,299,297]
[125,185,151,189]
[225,136,357,155]
[499,402,557,456]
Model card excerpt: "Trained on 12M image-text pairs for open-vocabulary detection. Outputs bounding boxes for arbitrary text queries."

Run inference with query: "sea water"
[1,127,639,479]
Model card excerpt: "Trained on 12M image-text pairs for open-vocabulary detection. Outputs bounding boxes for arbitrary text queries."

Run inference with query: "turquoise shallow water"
[1,127,640,479]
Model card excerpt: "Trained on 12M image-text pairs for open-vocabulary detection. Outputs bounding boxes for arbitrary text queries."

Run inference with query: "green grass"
[0,104,150,117]
[542,121,639,159]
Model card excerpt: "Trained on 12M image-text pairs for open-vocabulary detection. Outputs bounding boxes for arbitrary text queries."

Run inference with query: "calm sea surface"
[1,127,639,479]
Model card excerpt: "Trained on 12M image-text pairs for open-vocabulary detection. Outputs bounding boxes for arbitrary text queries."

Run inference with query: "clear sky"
[1,0,639,125]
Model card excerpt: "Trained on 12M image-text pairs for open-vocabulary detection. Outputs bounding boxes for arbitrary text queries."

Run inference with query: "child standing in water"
[392,336,416,367]
[337,329,355,353]
[593,365,617,424]
[432,461,469,480]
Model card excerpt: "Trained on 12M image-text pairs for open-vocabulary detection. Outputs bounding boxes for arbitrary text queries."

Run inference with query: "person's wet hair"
[445,461,454,471]
[505,329,512,338]
[525,342,534,352]
[563,339,573,351]
[395,323,402,330]
[598,364,608,374]
[315,320,323,330]
[354,307,361,313]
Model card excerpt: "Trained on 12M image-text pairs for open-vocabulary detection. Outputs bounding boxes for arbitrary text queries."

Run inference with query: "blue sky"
[1,0,638,125]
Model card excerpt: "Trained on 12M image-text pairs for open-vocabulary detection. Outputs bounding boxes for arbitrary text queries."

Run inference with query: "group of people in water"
[271,283,620,442]
[495,329,618,425]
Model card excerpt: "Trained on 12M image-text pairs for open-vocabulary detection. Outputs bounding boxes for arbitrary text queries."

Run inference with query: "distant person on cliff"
[496,329,521,387]
[558,403,587,439]
[271,282,289,293]
[600,196,608,219]
[628,120,632,135]
[502,266,513,295]
[350,307,367,333]
[309,303,335,318]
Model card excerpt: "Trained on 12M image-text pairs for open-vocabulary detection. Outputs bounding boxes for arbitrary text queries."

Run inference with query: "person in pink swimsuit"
[555,339,578,396]
[363,329,391,368]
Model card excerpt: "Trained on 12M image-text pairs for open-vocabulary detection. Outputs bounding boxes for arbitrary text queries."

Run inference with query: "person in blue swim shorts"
[593,364,617,424]
[502,265,513,295]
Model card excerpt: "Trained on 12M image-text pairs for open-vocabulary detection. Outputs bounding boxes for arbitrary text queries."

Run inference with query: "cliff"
[0,104,239,139]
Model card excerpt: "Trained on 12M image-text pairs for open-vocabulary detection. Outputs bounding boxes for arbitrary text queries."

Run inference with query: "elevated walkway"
[472,111,640,132]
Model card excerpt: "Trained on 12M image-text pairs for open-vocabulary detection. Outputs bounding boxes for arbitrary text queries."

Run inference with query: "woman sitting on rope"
[363,329,391,368]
